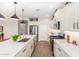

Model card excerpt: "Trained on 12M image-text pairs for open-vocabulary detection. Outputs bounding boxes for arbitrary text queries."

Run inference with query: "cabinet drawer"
[15,39,34,57]
[54,42,62,57]
[25,39,34,57]
[15,48,27,57]
[60,49,70,57]
[54,42,69,57]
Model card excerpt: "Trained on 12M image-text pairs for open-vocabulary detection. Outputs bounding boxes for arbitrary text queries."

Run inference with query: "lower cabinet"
[54,42,69,57]
[15,39,34,57]
[25,39,34,57]
[15,47,27,57]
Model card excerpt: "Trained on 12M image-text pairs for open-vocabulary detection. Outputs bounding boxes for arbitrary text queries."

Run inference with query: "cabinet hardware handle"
[73,23,75,29]
[77,22,79,29]
[73,23,77,29]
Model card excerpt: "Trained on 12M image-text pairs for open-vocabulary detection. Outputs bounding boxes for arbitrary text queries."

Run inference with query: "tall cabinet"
[18,20,28,35]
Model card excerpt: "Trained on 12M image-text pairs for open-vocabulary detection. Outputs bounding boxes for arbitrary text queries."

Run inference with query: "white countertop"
[54,39,79,57]
[0,35,36,57]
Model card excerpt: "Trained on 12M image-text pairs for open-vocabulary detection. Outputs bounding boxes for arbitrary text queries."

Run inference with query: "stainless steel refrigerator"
[29,25,39,42]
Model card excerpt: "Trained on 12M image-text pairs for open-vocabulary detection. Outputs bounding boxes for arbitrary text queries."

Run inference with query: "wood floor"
[32,41,53,57]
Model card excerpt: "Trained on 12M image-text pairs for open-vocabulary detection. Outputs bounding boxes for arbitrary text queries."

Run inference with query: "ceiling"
[0,2,65,19]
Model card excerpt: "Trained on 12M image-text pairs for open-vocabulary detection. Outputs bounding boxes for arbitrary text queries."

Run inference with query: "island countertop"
[0,35,36,57]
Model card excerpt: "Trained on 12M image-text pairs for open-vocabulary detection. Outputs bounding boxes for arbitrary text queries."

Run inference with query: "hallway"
[32,41,53,57]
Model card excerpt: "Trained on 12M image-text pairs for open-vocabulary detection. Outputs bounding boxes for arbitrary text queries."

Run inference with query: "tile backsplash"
[64,31,79,43]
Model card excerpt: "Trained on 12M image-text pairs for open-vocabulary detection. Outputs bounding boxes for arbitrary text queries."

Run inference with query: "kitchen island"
[0,35,36,57]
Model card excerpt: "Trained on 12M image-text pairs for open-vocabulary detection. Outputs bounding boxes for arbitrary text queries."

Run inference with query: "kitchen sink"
[18,38,30,42]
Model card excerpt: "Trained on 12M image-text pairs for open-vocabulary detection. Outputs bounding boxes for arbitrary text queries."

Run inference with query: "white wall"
[38,18,50,41]
[0,18,18,39]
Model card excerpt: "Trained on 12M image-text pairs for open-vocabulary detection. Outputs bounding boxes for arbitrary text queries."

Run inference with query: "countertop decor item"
[11,34,20,42]
[66,34,70,43]
[72,40,77,45]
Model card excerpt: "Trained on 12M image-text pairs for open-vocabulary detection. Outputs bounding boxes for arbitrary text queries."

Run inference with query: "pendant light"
[11,2,19,19]
[20,9,25,23]
[0,13,5,18]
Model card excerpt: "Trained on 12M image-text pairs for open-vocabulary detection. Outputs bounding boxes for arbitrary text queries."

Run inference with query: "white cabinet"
[25,39,34,57]
[60,3,75,31]
[15,39,34,57]
[54,3,79,31]
[54,9,62,21]
[54,42,63,57]
[74,3,79,31]
[54,41,69,57]
[15,47,27,57]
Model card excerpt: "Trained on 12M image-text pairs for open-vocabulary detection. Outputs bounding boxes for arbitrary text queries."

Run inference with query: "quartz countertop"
[54,39,79,57]
[0,35,36,57]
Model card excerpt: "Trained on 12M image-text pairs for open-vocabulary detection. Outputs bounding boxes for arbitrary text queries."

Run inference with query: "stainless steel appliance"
[29,25,39,42]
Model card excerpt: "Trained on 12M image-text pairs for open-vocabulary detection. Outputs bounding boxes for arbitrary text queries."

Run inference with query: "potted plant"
[11,34,20,42]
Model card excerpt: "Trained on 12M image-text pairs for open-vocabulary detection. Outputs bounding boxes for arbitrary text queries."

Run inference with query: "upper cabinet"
[60,3,75,31]
[54,9,62,21]
[54,3,79,31]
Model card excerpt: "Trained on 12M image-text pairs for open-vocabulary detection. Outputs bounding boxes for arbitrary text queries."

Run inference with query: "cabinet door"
[59,3,76,31]
[74,3,79,31]
[15,48,27,57]
[54,42,64,57]
[61,50,70,57]
[15,39,34,57]
[54,42,69,57]
[26,44,34,57]
[54,42,61,57]
[25,39,34,57]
